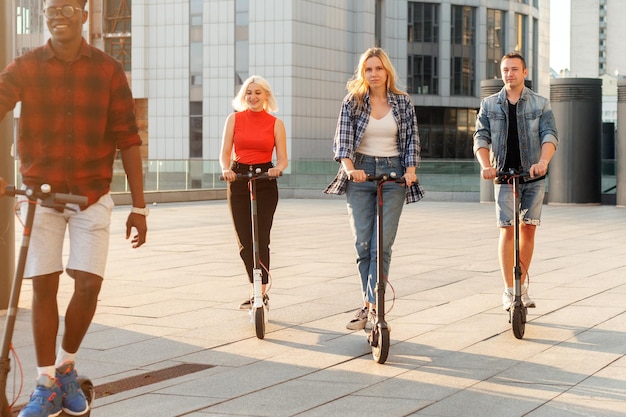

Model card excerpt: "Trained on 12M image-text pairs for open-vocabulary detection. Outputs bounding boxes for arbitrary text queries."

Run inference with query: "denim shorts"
[495,179,545,227]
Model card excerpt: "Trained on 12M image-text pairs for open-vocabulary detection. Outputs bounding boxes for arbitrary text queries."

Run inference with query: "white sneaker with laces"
[502,289,514,311]
[365,308,376,331]
[346,307,368,330]
[522,285,536,308]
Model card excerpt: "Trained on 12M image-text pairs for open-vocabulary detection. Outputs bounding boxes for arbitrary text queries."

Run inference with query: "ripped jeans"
[345,153,406,305]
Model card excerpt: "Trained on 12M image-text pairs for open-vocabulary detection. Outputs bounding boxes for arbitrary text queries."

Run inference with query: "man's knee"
[70,270,103,298]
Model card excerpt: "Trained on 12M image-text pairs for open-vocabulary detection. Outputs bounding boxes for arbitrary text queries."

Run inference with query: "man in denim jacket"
[473,52,558,311]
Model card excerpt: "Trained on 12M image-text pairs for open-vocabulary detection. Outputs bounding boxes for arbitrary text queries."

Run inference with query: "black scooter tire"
[371,327,390,364]
[254,307,265,339]
[512,305,526,339]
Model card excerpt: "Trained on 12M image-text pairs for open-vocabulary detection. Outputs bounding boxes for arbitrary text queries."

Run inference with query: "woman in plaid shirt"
[325,47,423,331]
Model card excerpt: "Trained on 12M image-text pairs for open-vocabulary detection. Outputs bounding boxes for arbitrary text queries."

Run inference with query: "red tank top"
[233,109,277,164]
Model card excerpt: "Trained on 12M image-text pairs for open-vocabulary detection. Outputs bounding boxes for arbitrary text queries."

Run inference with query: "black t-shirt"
[504,101,521,171]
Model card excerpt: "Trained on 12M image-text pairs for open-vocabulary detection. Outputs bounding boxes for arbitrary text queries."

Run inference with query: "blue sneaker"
[56,362,89,416]
[18,375,63,417]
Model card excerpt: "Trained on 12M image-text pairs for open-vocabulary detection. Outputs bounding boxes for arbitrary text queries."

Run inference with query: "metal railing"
[11,158,618,196]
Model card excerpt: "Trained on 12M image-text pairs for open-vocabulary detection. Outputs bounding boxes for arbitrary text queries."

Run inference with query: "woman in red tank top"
[220,75,288,309]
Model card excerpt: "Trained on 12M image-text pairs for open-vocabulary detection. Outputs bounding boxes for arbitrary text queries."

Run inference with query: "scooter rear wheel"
[511,305,526,339]
[371,327,390,364]
[254,307,265,339]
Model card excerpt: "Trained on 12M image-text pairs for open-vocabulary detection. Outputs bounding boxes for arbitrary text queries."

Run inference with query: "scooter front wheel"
[254,307,265,339]
[370,327,390,364]
[511,305,526,339]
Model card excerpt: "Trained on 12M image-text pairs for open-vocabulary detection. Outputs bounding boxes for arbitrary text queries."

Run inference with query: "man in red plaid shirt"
[0,1,147,416]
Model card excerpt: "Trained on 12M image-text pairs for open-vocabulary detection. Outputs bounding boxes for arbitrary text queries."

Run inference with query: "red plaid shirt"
[0,39,141,206]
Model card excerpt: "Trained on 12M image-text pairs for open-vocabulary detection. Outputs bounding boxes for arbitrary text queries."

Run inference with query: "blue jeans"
[495,179,545,227]
[346,154,406,305]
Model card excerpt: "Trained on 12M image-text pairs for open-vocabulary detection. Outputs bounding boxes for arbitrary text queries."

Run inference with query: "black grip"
[365,173,405,183]
[5,185,17,197]
[53,193,88,206]
[496,169,531,179]
[221,172,281,181]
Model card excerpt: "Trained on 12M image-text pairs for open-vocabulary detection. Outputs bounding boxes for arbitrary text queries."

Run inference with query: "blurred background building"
[10,0,553,198]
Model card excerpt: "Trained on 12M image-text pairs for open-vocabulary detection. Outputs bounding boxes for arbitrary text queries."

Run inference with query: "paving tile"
[5,199,626,416]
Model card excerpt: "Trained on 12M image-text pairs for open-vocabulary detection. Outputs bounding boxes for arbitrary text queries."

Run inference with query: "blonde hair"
[232,75,279,112]
[346,47,407,111]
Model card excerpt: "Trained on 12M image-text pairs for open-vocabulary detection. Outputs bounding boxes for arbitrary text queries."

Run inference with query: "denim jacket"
[473,86,558,171]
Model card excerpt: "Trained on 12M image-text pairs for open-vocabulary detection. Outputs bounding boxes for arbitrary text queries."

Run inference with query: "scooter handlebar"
[219,171,282,181]
[496,169,531,180]
[5,184,88,206]
[365,173,406,183]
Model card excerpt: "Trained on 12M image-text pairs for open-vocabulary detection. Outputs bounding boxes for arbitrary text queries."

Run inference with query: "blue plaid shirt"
[325,90,424,203]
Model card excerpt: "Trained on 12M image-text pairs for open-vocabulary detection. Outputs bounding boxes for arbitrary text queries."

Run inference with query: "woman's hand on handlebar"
[267,167,282,177]
[403,172,417,187]
[346,169,367,182]
[0,177,6,196]
[221,169,237,182]
[481,166,497,180]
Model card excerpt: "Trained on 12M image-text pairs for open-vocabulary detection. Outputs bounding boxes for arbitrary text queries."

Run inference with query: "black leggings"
[227,162,278,284]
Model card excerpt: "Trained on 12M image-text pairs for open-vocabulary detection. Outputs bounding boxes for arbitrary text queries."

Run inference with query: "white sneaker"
[365,308,376,331]
[522,286,536,308]
[502,289,514,311]
[346,307,368,330]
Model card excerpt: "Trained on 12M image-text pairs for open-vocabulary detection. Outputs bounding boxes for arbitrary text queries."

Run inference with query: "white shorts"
[19,192,114,279]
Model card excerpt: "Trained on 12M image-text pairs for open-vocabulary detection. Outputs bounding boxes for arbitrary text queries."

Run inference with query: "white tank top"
[356,109,399,157]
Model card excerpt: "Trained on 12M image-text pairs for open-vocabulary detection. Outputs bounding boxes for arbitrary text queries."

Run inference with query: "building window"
[450,6,475,96]
[416,106,477,159]
[515,13,528,58]
[408,2,438,43]
[190,1,204,157]
[408,55,438,95]
[104,0,132,71]
[16,0,44,55]
[190,0,203,27]
[235,0,249,94]
[189,102,203,158]
[190,42,203,86]
[407,2,439,95]
[375,0,382,47]
[486,9,505,79]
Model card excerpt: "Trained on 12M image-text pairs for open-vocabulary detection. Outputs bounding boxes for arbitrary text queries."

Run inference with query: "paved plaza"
[4,196,626,416]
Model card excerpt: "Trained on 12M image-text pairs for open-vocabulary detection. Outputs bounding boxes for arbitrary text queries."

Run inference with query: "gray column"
[0,2,14,309]
[617,80,626,207]
[548,78,603,204]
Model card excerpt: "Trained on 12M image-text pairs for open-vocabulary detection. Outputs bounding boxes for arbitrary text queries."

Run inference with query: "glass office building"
[10,0,551,195]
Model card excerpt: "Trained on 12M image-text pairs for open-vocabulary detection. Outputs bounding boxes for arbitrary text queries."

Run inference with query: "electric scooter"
[364,173,406,364]
[497,169,531,339]
[221,169,280,340]
[1,184,94,417]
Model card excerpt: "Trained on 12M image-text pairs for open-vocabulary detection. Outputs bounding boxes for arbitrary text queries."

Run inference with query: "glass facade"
[450,5,476,96]
[235,0,249,94]
[486,9,505,79]
[189,102,203,159]
[515,12,528,58]
[416,107,477,159]
[190,0,204,158]
[104,0,132,72]
[407,2,439,95]
[15,0,44,56]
